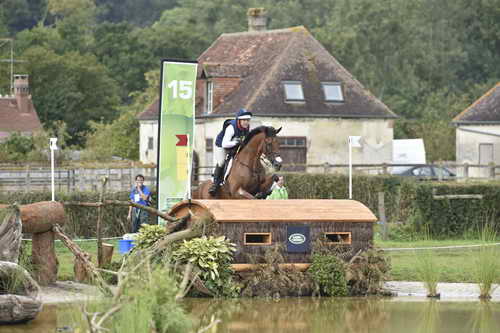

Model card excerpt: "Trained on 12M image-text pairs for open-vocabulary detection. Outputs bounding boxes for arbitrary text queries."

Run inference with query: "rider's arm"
[221,126,239,149]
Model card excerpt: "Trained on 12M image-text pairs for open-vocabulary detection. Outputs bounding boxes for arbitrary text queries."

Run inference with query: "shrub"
[346,247,391,296]
[134,224,168,250]
[308,254,348,297]
[173,236,239,297]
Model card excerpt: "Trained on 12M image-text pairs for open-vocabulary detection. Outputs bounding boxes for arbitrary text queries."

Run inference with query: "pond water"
[1,298,500,333]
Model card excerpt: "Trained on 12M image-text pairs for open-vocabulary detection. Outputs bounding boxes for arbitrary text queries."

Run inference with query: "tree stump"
[101,243,114,267]
[0,261,42,324]
[32,231,58,286]
[0,206,22,263]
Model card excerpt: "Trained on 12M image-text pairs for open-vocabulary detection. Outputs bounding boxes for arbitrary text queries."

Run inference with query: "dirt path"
[40,281,101,304]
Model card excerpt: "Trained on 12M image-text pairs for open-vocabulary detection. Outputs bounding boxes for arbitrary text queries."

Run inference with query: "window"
[205,81,213,114]
[283,81,304,102]
[205,138,213,152]
[244,233,272,245]
[147,137,154,150]
[324,232,351,244]
[322,82,344,102]
[277,137,307,172]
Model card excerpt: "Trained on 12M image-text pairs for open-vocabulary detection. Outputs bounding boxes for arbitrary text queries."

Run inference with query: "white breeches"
[214,146,227,167]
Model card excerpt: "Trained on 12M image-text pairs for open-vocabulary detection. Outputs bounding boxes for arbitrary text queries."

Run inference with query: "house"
[452,83,500,178]
[138,9,397,176]
[168,199,377,271]
[0,74,42,142]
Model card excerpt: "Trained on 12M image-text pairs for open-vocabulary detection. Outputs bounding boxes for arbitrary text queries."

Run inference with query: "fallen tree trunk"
[20,201,66,234]
[0,261,42,324]
[0,205,22,263]
[52,224,113,297]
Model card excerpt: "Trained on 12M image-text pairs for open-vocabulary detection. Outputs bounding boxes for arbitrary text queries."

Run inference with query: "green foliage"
[0,132,34,161]
[473,224,500,299]
[0,190,135,238]
[173,236,239,297]
[308,254,348,296]
[134,224,168,250]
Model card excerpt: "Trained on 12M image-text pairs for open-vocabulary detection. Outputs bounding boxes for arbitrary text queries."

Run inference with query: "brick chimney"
[247,8,267,32]
[13,74,30,113]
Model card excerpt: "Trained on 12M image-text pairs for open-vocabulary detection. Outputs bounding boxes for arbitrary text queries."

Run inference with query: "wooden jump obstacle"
[169,199,377,271]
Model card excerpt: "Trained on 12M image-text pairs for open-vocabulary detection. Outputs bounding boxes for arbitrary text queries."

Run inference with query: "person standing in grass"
[266,175,288,200]
[127,174,151,232]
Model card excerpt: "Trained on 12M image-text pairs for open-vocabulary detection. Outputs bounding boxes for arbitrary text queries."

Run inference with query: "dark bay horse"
[194,126,282,199]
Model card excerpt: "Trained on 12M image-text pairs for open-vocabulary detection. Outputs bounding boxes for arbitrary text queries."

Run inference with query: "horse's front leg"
[236,187,256,199]
[254,174,277,199]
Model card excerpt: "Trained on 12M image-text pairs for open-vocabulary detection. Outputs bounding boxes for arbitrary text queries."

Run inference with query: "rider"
[208,108,252,195]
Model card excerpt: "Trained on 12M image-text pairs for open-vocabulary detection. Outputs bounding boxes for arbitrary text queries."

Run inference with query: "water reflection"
[2,298,500,333]
[184,298,500,333]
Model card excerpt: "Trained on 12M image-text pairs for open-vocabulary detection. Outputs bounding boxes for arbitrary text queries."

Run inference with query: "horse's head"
[262,126,282,170]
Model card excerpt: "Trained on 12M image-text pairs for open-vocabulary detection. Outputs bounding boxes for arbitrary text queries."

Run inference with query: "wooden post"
[382,163,388,175]
[119,168,124,191]
[101,243,114,267]
[378,192,388,241]
[323,162,330,174]
[96,177,108,268]
[32,230,58,285]
[489,163,495,179]
[25,165,30,193]
[463,162,469,179]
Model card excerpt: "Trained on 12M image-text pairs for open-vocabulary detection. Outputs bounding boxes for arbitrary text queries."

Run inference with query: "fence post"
[323,162,330,174]
[489,163,495,179]
[25,164,31,192]
[378,192,388,241]
[382,163,388,175]
[463,162,469,179]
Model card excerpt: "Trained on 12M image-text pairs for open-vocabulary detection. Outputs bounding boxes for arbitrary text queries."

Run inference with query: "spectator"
[127,174,151,232]
[266,175,288,200]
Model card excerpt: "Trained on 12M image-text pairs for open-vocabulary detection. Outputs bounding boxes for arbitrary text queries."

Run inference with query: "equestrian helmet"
[236,108,252,120]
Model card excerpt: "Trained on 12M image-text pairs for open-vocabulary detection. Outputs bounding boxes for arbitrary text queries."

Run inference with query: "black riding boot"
[208,165,224,195]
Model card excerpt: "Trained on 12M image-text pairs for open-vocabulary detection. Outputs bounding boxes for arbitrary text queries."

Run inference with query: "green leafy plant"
[134,224,168,250]
[173,236,239,297]
[308,254,348,297]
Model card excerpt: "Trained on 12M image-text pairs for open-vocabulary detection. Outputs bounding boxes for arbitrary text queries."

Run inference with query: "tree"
[21,46,120,145]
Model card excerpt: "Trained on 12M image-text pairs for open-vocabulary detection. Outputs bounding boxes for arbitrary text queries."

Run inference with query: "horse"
[193,126,282,199]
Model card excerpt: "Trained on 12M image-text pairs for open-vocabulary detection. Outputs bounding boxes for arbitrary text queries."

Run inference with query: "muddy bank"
[39,281,101,304]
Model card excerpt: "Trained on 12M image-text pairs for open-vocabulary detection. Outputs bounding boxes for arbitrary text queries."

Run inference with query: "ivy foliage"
[308,254,348,297]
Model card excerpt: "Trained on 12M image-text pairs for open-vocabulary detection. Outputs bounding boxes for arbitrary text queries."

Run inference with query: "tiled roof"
[453,83,500,123]
[138,26,396,121]
[0,96,42,133]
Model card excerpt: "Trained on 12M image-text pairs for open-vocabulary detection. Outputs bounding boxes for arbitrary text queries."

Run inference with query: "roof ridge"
[452,82,500,122]
[243,32,300,110]
[220,26,306,38]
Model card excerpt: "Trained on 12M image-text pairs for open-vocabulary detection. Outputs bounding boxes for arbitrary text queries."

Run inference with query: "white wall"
[456,125,500,178]
[139,120,158,164]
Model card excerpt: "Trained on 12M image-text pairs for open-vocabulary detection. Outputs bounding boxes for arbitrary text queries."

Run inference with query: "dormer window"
[283,81,304,102]
[322,82,344,102]
[205,80,213,114]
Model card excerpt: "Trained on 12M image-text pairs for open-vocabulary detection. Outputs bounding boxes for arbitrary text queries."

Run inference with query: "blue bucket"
[118,239,134,254]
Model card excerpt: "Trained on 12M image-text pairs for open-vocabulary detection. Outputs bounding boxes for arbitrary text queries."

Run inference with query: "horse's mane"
[241,126,277,148]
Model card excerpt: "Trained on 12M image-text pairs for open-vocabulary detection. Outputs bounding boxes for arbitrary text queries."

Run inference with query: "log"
[74,253,92,283]
[0,205,22,263]
[20,201,66,234]
[32,231,58,286]
[101,243,114,267]
[53,224,113,296]
[0,261,42,324]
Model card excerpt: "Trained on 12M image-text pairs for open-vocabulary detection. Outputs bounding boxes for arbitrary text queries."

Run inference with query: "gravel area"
[39,281,101,304]
[384,281,500,301]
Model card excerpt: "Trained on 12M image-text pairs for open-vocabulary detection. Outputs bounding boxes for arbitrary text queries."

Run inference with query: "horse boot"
[208,165,224,195]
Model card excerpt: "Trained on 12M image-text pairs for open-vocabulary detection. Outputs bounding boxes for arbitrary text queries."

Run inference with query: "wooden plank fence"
[0,163,498,192]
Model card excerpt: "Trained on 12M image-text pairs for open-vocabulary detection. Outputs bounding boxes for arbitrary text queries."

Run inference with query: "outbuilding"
[168,199,377,271]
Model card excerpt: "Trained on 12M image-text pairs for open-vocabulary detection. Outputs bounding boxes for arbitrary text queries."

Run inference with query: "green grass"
[22,239,125,281]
